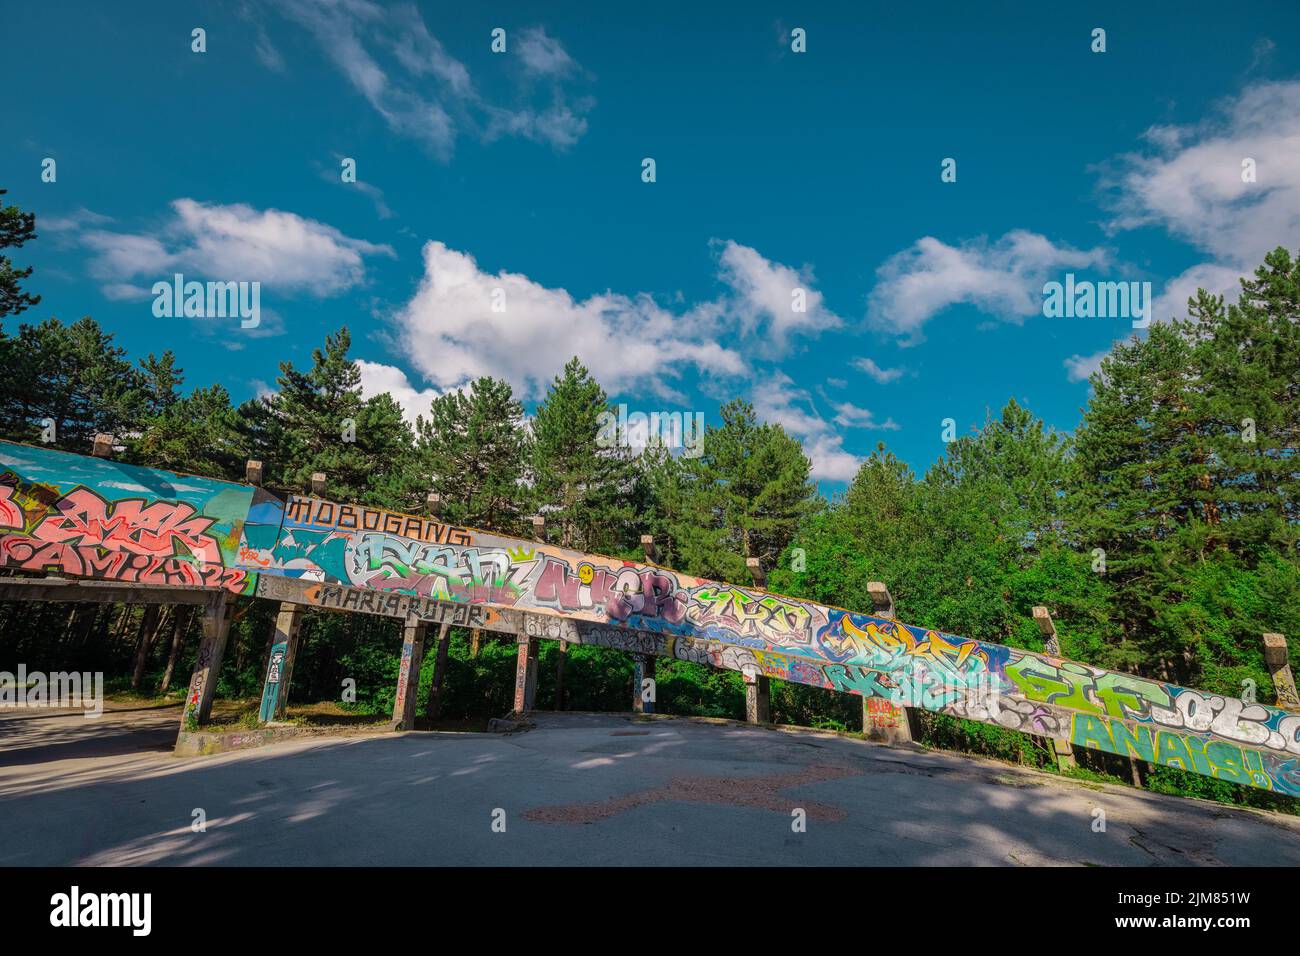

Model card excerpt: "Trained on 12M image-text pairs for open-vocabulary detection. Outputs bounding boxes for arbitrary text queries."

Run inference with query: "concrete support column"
[391,620,429,731]
[1264,633,1300,710]
[258,602,304,724]
[513,633,539,715]
[863,582,915,744]
[1033,606,1078,770]
[555,640,567,710]
[744,672,770,724]
[181,593,232,730]
[425,623,453,722]
[633,654,655,714]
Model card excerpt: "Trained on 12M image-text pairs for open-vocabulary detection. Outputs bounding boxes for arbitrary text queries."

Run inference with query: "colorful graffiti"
[0,449,260,595]
[2,438,1298,796]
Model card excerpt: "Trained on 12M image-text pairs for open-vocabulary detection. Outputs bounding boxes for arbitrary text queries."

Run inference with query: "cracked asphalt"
[2,707,1299,865]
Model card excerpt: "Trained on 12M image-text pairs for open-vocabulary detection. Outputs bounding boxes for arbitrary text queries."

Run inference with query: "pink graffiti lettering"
[31,487,223,563]
[0,538,248,593]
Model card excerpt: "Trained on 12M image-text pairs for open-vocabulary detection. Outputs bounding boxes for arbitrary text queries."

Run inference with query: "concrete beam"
[91,433,113,458]
[310,472,327,496]
[0,577,215,605]
[640,534,657,563]
[245,460,263,485]
[747,557,766,589]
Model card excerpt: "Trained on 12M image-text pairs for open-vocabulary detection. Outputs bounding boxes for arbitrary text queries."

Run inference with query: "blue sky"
[5,1,1299,486]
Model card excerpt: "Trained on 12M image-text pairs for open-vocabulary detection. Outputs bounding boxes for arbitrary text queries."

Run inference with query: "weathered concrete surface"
[1,710,1298,866]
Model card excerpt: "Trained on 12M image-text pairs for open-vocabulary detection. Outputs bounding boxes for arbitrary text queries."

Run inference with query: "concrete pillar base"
[863,696,914,745]
[744,673,770,724]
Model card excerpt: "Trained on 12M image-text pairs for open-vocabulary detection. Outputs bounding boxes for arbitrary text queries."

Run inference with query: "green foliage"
[647,399,817,583]
[0,189,40,318]
[0,316,145,450]
[530,356,638,552]
[247,327,413,503]
[412,376,529,531]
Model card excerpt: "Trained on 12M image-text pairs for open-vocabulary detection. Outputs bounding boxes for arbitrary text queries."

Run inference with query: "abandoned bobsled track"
[1,437,1299,812]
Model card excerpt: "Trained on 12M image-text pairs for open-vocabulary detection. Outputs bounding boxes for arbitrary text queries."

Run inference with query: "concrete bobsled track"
[1,438,1299,801]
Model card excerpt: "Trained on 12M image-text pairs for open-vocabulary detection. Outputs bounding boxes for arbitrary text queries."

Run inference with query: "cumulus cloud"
[1103,80,1300,320]
[850,356,905,383]
[867,230,1109,344]
[389,238,840,401]
[71,199,393,298]
[356,359,441,422]
[751,373,866,482]
[831,401,900,431]
[270,1,592,156]
[393,241,746,401]
[715,239,842,346]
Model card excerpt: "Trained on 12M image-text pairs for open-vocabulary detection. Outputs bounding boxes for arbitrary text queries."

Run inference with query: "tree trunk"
[130,605,162,691]
[160,607,192,694]
[425,624,453,722]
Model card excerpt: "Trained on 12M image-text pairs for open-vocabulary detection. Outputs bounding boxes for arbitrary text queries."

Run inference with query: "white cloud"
[831,401,900,431]
[393,241,747,400]
[75,199,393,297]
[867,230,1109,344]
[270,1,592,155]
[356,360,441,422]
[715,240,842,346]
[517,27,576,77]
[1063,350,1108,383]
[1104,80,1300,320]
[850,356,904,383]
[751,372,863,482]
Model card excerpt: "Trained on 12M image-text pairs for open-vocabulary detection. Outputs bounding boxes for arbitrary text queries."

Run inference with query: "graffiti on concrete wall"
[1,438,1297,796]
[0,444,262,595]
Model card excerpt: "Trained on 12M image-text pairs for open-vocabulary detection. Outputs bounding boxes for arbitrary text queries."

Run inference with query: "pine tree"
[251,327,413,504]
[0,189,40,318]
[412,376,529,531]
[132,383,246,478]
[530,357,637,552]
[1187,247,1300,558]
[0,316,143,451]
[656,399,817,583]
